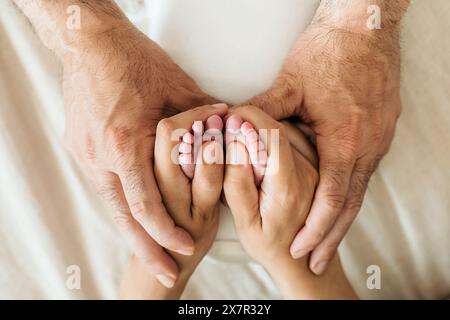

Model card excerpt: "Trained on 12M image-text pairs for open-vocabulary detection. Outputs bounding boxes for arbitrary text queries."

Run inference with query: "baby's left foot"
[179,115,224,179]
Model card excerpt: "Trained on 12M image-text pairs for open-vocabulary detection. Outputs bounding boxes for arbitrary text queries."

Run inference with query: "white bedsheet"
[0,0,449,299]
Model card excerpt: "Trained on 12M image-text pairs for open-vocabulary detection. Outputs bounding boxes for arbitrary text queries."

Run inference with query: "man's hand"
[14,0,216,286]
[247,0,409,274]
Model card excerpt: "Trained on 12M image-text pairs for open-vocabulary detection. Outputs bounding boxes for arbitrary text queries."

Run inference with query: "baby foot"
[225,115,267,186]
[179,115,224,179]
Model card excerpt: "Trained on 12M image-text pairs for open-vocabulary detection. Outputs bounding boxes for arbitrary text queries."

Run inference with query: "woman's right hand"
[223,106,356,299]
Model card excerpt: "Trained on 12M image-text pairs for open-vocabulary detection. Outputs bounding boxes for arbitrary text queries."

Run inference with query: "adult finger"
[192,140,224,216]
[224,141,259,230]
[94,170,179,288]
[308,155,377,274]
[168,103,228,129]
[155,103,228,181]
[167,87,219,113]
[244,75,303,120]
[229,106,295,190]
[116,152,195,256]
[290,136,356,259]
[154,103,228,224]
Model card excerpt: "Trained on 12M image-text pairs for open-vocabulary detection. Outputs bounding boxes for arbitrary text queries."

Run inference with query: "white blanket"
[0,0,449,299]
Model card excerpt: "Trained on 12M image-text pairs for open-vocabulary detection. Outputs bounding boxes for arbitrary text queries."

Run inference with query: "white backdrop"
[0,0,449,299]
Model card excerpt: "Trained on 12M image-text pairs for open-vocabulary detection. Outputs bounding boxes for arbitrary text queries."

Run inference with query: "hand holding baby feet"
[120,104,228,299]
[179,114,224,179]
[223,106,356,299]
[224,106,317,266]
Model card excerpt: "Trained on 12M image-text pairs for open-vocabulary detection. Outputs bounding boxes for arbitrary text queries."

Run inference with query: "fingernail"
[156,274,175,288]
[212,103,228,108]
[313,260,329,275]
[292,247,310,259]
[175,247,195,256]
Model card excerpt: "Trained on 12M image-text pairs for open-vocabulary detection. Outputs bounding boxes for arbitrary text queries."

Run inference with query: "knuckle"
[324,192,347,210]
[351,168,371,195]
[321,239,341,258]
[224,175,251,194]
[304,222,326,242]
[96,184,121,207]
[139,255,158,268]
[109,128,132,156]
[372,154,384,170]
[192,204,217,225]
[156,118,176,137]
[344,199,363,216]
[84,136,97,163]
[113,214,133,231]
[349,108,365,126]
[322,163,350,192]
[158,226,177,247]
[371,125,385,146]
[198,173,222,194]
[128,200,149,220]
[325,144,356,168]
[118,163,144,188]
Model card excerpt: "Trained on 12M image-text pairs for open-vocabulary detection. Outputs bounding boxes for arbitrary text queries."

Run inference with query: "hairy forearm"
[314,0,410,33]
[13,0,129,57]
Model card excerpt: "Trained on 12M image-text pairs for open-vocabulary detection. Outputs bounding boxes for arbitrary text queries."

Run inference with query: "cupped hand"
[247,21,402,274]
[120,104,227,298]
[223,106,318,267]
[222,106,356,299]
[62,20,217,285]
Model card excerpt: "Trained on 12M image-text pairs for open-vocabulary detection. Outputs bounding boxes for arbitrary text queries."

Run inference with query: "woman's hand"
[120,104,228,299]
[223,106,356,299]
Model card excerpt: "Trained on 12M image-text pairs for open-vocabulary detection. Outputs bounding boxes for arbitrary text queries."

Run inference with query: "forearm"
[13,0,130,57]
[313,0,410,33]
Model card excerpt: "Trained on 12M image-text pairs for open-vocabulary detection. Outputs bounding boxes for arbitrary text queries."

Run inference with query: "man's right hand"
[14,0,216,287]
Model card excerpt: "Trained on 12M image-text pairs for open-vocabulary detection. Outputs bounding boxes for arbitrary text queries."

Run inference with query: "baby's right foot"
[225,115,267,186]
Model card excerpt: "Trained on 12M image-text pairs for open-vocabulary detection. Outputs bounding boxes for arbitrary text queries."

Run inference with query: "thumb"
[244,76,303,120]
[168,87,219,113]
[224,141,259,230]
[191,141,224,215]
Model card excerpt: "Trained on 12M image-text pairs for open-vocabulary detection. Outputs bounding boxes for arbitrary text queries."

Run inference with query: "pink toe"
[226,115,243,131]
[179,142,192,154]
[192,121,204,135]
[183,132,194,144]
[241,121,254,134]
[248,141,265,152]
[179,153,193,165]
[205,115,224,131]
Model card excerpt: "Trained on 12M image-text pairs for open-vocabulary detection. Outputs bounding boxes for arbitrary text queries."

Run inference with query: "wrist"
[265,255,357,300]
[264,256,313,299]
[120,256,191,300]
[58,12,134,59]
[312,0,409,36]
[14,0,133,59]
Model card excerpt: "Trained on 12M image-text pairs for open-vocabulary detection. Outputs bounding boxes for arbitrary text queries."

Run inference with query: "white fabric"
[0,0,449,299]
